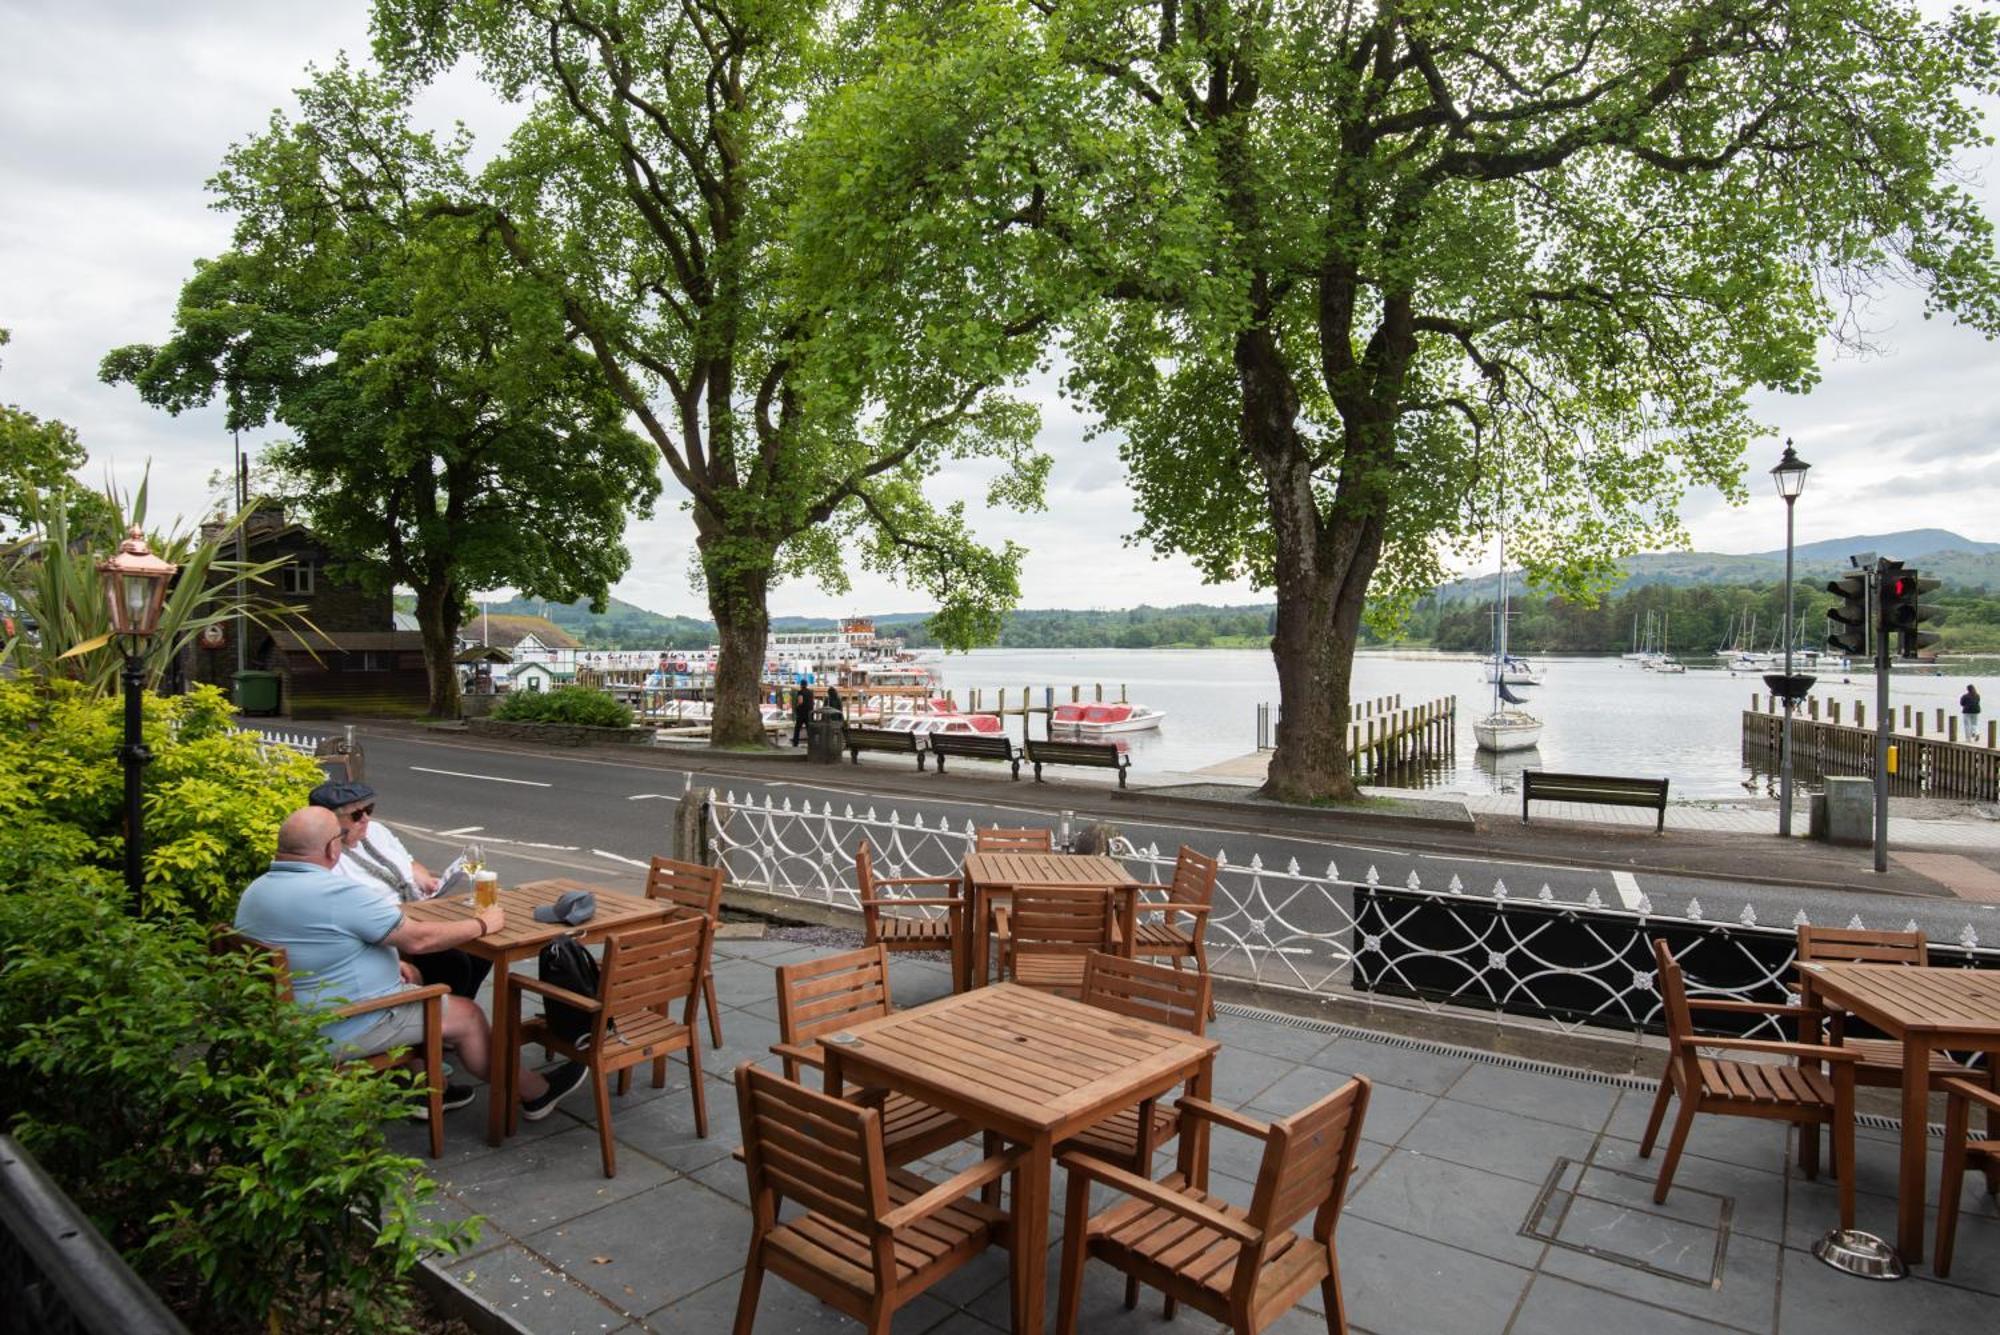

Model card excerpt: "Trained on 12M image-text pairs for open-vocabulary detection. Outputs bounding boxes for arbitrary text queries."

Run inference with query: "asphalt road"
[294,726,2000,947]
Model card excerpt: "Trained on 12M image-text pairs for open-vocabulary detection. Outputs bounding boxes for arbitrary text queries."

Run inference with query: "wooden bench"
[927,732,1021,779]
[844,725,928,769]
[1522,770,1670,832]
[1024,738,1131,788]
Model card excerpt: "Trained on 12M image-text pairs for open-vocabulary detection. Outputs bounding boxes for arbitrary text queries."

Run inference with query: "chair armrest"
[881,1147,1029,1231]
[1687,999,1816,1019]
[1138,902,1213,918]
[991,906,1012,940]
[874,875,962,892]
[1940,1076,2000,1115]
[859,897,961,909]
[1175,1096,1272,1141]
[333,983,449,1019]
[1696,1037,1861,1062]
[1056,1154,1260,1244]
[770,1041,826,1070]
[511,974,603,1013]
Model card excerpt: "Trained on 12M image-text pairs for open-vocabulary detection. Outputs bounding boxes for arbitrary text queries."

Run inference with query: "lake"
[927,648,2000,798]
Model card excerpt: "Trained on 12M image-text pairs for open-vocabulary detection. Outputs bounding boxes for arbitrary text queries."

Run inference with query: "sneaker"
[409,1084,475,1120]
[521,1062,589,1121]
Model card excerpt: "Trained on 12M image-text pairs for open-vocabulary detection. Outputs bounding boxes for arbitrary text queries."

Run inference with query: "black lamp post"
[1770,442,1812,836]
[99,527,178,899]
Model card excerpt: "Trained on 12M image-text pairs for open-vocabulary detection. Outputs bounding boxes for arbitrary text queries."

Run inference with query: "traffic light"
[1826,570,1869,656]
[1882,567,1943,658]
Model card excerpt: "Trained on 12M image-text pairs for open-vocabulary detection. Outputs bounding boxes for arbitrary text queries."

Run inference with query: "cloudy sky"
[4,0,1997,621]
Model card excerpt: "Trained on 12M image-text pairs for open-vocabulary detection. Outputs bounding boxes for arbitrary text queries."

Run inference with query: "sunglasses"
[345,805,375,820]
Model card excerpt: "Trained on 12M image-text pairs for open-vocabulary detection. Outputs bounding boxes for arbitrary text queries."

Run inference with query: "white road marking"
[1611,870,1643,909]
[593,849,651,868]
[515,841,582,851]
[409,766,551,787]
[626,794,679,801]
[437,825,485,837]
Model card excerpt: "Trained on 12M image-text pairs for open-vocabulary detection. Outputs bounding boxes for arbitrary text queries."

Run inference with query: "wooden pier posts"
[1745,690,2000,801]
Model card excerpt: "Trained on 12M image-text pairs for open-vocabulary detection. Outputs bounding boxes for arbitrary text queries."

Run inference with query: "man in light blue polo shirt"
[236,807,585,1119]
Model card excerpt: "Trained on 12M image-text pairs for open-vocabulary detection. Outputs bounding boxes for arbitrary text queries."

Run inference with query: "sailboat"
[1648,612,1686,673]
[1474,523,1543,753]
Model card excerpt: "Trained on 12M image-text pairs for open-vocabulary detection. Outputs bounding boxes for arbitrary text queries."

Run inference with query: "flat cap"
[308,779,377,810]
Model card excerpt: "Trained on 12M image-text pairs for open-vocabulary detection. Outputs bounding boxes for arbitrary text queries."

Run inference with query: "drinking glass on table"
[472,869,499,910]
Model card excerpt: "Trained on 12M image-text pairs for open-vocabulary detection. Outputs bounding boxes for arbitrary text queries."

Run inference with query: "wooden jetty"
[1345,695,1458,779]
[1744,691,2000,800]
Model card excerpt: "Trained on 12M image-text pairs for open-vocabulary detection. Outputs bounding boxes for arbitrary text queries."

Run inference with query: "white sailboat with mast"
[1474,522,1543,753]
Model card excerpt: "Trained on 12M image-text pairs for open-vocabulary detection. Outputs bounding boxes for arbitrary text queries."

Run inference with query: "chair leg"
[1637,1073,1675,1157]
[424,1003,445,1160]
[1832,1072,1855,1231]
[617,1067,632,1097]
[1799,1113,1821,1182]
[1192,940,1214,1020]
[1057,1169,1090,1335]
[1322,1264,1348,1335]
[732,1244,764,1335]
[1124,1275,1140,1309]
[688,1038,709,1138]
[1936,1089,1969,1276]
[1652,1096,1699,1204]
[592,1065,617,1178]
[704,969,725,1049]
[981,1130,1004,1207]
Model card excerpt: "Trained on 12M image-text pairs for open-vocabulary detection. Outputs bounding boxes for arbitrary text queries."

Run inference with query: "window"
[280,562,315,595]
[336,651,390,672]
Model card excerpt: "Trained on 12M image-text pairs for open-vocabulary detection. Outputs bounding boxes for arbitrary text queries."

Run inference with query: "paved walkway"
[394,931,2000,1334]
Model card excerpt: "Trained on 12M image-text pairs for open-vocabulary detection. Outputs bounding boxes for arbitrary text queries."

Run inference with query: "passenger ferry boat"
[1050,702,1166,735]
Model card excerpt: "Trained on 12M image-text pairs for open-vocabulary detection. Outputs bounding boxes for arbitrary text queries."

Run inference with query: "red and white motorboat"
[873,698,1005,738]
[1050,702,1165,736]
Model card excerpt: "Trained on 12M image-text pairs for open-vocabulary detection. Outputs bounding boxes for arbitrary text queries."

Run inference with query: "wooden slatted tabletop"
[406,878,668,1145]
[1796,961,2000,1260]
[823,982,1217,1335]
[962,852,1140,987]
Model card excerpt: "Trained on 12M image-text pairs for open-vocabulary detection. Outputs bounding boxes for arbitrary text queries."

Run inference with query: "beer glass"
[472,869,499,910]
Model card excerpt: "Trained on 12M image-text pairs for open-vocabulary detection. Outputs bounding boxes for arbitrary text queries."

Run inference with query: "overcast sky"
[4,0,1997,621]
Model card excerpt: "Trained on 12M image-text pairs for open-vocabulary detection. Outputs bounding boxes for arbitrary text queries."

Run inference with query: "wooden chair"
[1639,937,1857,1226]
[994,883,1118,999]
[507,914,710,1177]
[647,855,727,1048]
[211,930,450,1158]
[975,826,1054,853]
[1061,951,1210,1170]
[771,945,974,1165]
[1056,1078,1371,1334]
[1934,1075,2000,1276]
[732,1062,1022,1335]
[1129,845,1220,1018]
[1796,924,1988,1092]
[855,840,965,989]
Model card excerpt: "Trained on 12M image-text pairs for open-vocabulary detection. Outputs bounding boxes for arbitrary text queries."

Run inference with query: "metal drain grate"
[1213,1000,1945,1138]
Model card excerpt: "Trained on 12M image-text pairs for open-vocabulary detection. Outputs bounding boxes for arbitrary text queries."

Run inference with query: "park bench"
[927,731,1022,779]
[1024,738,1132,788]
[1521,769,1670,833]
[844,725,928,769]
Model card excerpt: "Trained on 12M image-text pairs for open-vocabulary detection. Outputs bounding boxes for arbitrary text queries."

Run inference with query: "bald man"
[235,807,585,1119]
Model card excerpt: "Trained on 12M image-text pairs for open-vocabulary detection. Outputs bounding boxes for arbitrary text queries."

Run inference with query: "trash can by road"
[232,670,281,716]
[806,711,846,764]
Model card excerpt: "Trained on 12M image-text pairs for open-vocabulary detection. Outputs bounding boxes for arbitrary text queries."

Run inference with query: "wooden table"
[822,982,1218,1335]
[1797,961,2000,1259]
[962,852,1141,988]
[405,878,669,1147]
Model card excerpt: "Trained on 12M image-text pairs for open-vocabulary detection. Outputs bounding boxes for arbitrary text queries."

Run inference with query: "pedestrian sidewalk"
[1434,790,2000,852]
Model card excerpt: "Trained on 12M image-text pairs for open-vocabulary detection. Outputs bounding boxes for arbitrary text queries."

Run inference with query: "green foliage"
[0,327,120,543]
[0,679,321,920]
[493,684,635,728]
[0,883,475,1332]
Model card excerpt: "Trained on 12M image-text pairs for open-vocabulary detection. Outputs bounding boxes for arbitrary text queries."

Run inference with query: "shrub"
[0,679,321,919]
[493,683,633,728]
[0,883,476,1332]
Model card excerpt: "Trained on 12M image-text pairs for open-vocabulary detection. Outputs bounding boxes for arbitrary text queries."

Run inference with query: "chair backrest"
[776,945,893,1049]
[736,1063,891,1245]
[1796,924,1928,966]
[1008,884,1115,958]
[1244,1075,1371,1257]
[1650,937,1705,1095]
[1168,846,1220,908]
[976,826,1054,853]
[646,856,724,922]
[209,927,295,1002]
[598,915,709,1035]
[1080,951,1208,1036]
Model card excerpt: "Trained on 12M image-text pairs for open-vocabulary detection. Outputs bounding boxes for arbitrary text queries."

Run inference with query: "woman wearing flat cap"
[310,780,492,1000]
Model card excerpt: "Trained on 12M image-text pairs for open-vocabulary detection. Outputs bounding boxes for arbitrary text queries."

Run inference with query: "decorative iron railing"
[704,790,1999,1039]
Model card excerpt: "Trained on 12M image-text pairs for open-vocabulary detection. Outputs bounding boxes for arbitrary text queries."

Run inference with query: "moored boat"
[1473,708,1543,752]
[1050,702,1165,735]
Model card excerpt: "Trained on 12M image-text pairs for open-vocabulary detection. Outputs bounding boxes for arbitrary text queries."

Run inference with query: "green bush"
[0,679,321,919]
[492,683,634,728]
[0,884,475,1332]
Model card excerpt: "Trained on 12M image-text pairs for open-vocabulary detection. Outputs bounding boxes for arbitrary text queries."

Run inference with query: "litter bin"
[233,670,281,716]
[805,710,846,764]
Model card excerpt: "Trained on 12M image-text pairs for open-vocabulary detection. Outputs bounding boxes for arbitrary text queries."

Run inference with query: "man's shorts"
[334,984,430,1058]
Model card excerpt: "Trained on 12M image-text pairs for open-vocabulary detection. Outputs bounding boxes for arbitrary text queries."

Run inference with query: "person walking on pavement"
[791,683,815,746]
[1962,684,1982,737]
[823,684,843,718]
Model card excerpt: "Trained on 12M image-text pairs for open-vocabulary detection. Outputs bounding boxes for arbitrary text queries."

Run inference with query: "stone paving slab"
[399,935,2000,1334]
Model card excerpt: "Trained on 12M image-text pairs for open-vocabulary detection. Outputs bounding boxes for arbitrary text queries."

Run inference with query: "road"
[284,726,2000,947]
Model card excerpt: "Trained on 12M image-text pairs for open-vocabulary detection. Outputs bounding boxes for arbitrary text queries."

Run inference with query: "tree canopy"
[1,329,118,543]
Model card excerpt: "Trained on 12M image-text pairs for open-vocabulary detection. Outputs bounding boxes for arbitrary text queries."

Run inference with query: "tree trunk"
[414,578,464,718]
[704,546,772,748]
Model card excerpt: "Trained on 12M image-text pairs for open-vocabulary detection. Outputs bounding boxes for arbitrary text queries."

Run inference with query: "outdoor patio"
[388,932,2000,1335]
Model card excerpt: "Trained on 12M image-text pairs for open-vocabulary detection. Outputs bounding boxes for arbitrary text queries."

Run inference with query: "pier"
[1743,691,2000,800]
[1254,693,1459,780]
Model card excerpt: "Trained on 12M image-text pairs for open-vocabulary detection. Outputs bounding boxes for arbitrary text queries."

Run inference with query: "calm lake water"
[927,648,2000,799]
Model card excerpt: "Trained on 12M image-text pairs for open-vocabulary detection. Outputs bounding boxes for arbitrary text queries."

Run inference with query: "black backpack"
[536,934,601,1045]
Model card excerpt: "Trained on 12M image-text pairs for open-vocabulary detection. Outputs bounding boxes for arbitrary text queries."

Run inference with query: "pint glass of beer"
[472,869,499,910]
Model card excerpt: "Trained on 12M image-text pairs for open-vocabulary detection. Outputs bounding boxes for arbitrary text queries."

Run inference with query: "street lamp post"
[98,527,179,900]
[1771,442,1811,836]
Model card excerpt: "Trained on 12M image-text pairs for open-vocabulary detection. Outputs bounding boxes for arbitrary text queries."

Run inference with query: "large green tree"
[104,67,662,716]
[1,329,119,543]
[369,0,1052,745]
[1000,0,2000,800]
